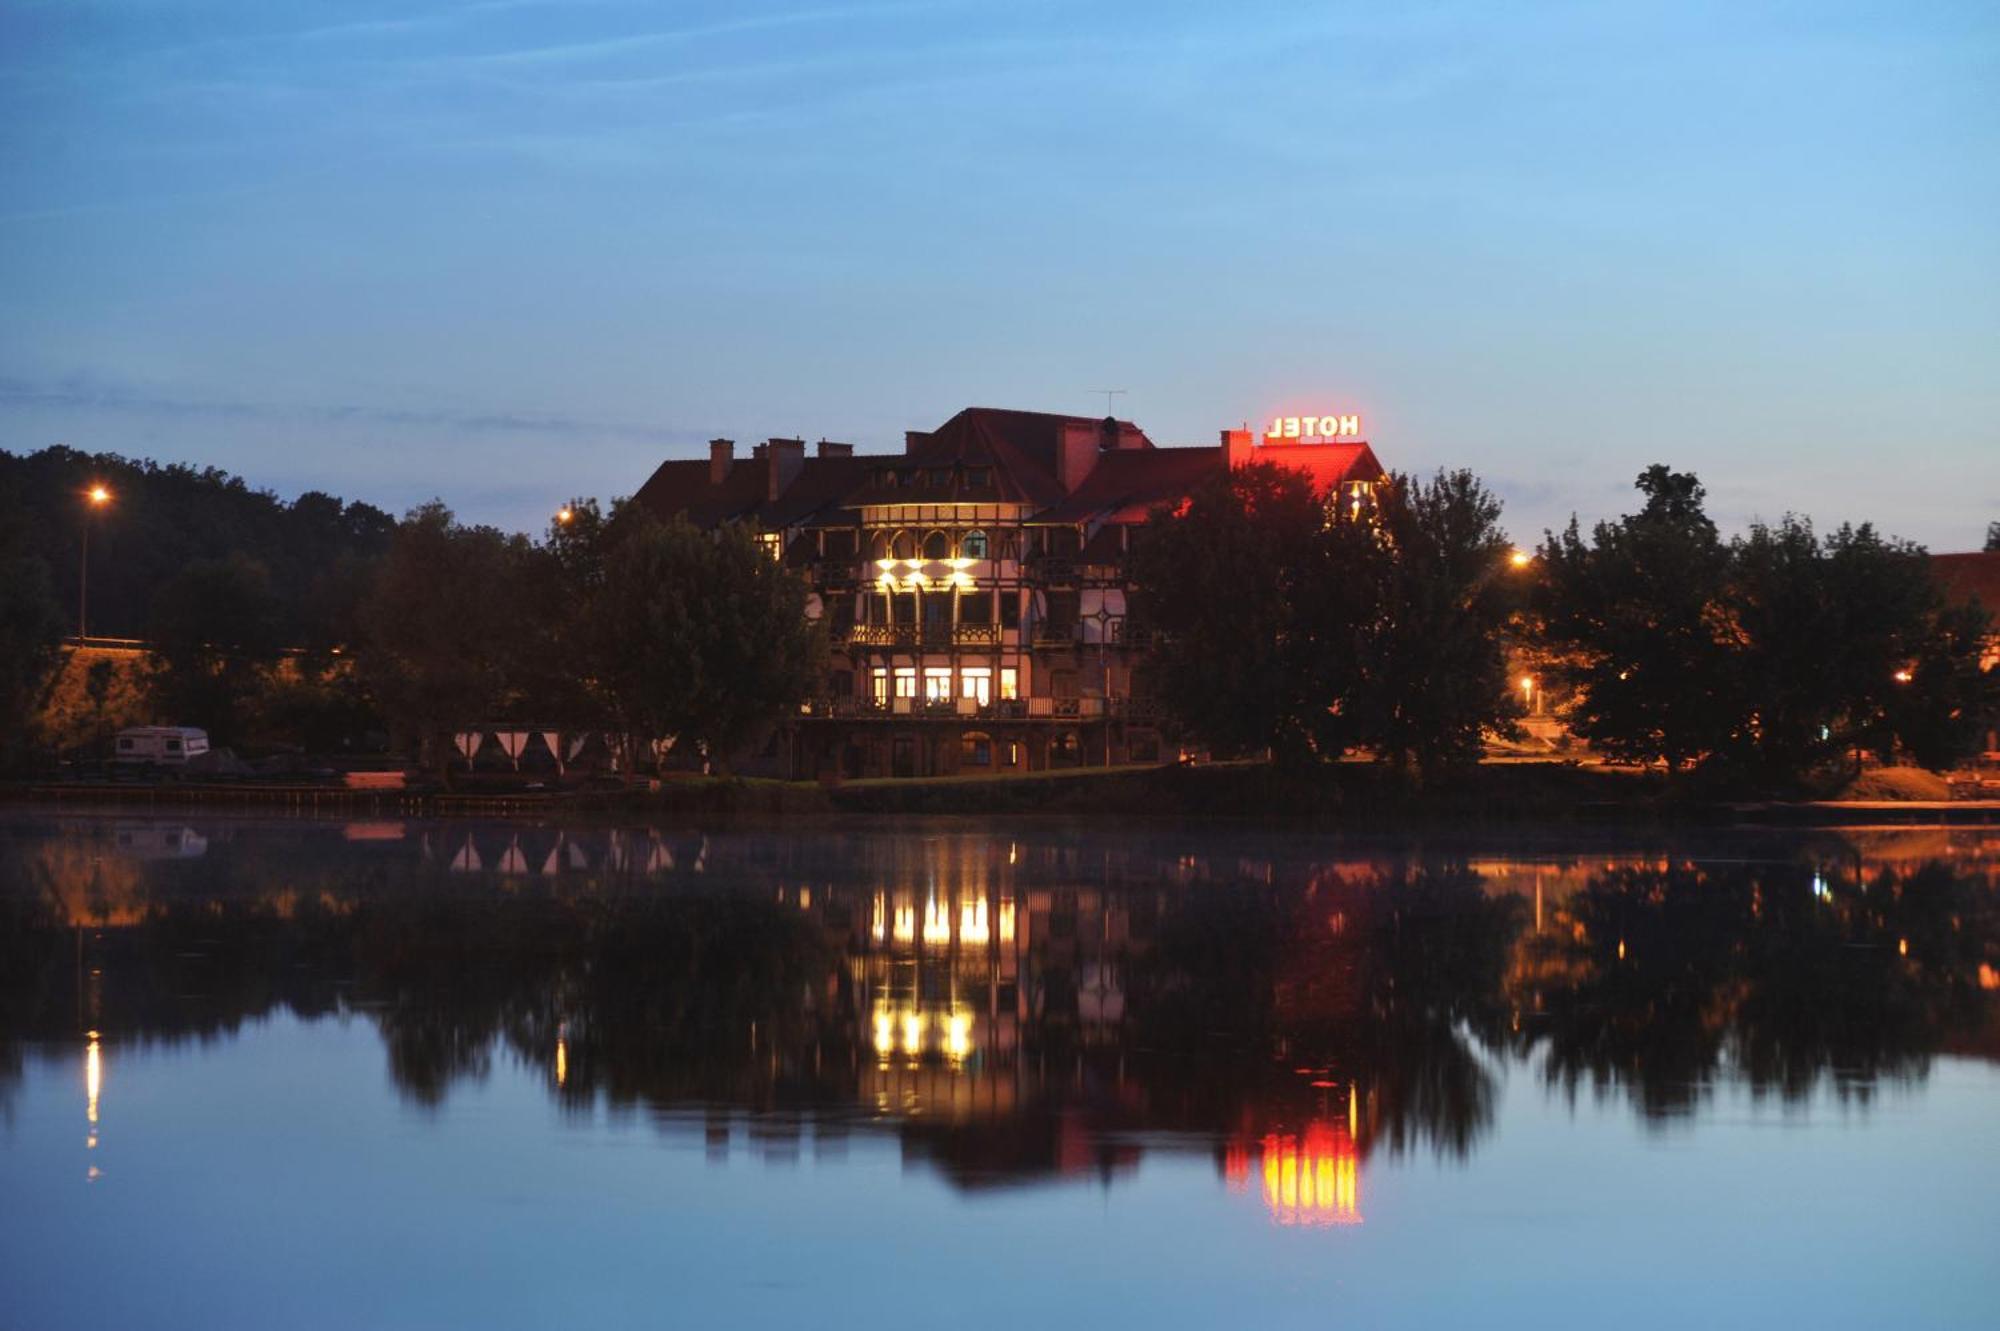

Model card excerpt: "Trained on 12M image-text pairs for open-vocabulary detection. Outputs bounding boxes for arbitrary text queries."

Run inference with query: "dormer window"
[927,468,952,488]
[966,468,990,488]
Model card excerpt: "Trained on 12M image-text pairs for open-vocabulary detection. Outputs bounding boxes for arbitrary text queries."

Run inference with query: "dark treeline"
[1,448,816,769]
[4,823,1992,1174]
[3,443,1991,789]
[0,445,396,642]
[1130,461,1996,791]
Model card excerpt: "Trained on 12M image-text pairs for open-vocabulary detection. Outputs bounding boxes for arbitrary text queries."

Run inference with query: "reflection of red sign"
[1266,414,1362,442]
[1260,1122,1360,1226]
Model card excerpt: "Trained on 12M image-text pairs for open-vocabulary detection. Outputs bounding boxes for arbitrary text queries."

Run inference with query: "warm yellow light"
[872,1008,895,1056]
[554,1035,568,1088]
[87,485,111,507]
[1898,937,1909,957]
[1892,668,1914,685]
[555,507,573,524]
[1509,548,1532,568]
[922,895,951,947]
[944,1010,972,1063]
[998,897,1016,945]
[85,1035,101,1126]
[871,892,887,943]
[959,898,989,945]
[1617,939,1627,961]
[892,899,916,944]
[901,1010,924,1055]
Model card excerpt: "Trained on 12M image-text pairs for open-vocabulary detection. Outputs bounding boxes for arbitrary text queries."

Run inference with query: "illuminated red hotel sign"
[1265,413,1362,442]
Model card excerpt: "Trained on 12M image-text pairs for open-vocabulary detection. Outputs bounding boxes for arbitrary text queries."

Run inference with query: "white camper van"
[112,726,210,767]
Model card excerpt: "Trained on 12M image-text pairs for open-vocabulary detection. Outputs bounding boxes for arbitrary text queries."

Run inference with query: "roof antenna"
[1089,388,1127,416]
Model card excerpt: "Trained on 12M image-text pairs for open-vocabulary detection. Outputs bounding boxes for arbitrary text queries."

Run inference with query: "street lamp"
[1509,547,1534,570]
[555,507,574,525]
[79,484,111,640]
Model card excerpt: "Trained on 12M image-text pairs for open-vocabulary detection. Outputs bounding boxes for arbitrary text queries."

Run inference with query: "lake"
[2,810,1996,1329]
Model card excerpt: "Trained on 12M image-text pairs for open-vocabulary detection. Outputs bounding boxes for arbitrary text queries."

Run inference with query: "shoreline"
[7,761,1999,827]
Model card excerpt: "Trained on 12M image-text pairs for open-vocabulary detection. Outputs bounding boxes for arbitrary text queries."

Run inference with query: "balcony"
[953,623,1001,647]
[1031,622,1080,648]
[1110,619,1156,649]
[845,624,917,648]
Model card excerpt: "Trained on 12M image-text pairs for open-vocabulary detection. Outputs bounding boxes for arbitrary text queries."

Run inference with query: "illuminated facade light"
[959,898,989,945]
[922,894,951,947]
[1259,1123,1360,1226]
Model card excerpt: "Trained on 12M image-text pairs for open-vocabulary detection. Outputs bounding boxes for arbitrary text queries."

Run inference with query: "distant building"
[1932,550,2000,759]
[634,406,1385,778]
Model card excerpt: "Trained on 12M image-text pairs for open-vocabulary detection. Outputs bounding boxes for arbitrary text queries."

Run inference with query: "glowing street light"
[1508,548,1533,570]
[1892,668,1913,685]
[78,483,112,640]
[555,507,574,525]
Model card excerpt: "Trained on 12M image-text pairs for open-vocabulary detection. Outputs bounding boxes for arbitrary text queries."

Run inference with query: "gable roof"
[1034,446,1227,524]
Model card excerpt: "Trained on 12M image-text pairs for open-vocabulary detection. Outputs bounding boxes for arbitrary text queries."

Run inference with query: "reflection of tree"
[1515,860,1999,1117]
[3,818,1994,1183]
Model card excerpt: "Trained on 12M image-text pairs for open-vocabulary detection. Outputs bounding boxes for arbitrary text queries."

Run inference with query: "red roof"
[1933,552,2000,615]
[1035,446,1227,524]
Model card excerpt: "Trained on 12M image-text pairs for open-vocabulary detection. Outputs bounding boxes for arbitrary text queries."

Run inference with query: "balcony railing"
[953,623,1000,647]
[1032,622,1080,647]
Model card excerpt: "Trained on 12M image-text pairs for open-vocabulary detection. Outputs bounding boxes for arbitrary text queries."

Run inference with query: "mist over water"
[3,812,1997,1329]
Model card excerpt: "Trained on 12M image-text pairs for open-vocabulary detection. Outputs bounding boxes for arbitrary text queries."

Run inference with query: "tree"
[1349,470,1521,778]
[588,517,820,771]
[146,552,284,744]
[1128,463,1338,764]
[0,548,65,771]
[1725,518,1989,779]
[356,503,539,774]
[1535,466,1738,772]
[1985,521,1999,553]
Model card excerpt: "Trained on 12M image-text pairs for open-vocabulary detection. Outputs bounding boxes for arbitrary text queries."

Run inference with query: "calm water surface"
[2,811,1997,1329]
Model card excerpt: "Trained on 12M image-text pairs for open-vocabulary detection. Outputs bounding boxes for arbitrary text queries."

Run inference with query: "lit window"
[871,668,889,706]
[962,668,991,705]
[893,667,916,699]
[1000,668,1018,701]
[960,529,989,559]
[924,667,952,703]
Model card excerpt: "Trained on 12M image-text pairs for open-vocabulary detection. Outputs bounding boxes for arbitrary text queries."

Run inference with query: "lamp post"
[78,484,111,640]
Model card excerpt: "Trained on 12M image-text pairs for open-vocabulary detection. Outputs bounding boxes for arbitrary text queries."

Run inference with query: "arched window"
[868,531,891,561]
[891,531,916,560]
[961,731,993,767]
[921,530,950,560]
[959,529,989,559]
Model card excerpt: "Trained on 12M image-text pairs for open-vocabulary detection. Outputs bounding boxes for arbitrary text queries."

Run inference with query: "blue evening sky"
[2,1,1995,545]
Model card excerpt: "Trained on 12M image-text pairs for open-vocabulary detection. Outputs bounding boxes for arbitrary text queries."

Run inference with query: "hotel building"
[634,406,1384,779]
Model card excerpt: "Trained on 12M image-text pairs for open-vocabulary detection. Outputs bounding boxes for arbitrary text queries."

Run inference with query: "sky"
[2,0,1996,547]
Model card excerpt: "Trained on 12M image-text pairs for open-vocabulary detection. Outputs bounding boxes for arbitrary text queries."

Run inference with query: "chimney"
[1057,420,1101,492]
[765,437,805,501]
[709,438,734,485]
[1221,428,1255,470]
[816,439,853,458]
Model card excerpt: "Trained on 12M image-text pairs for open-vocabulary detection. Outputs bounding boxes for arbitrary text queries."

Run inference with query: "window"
[1052,670,1078,699]
[959,589,992,624]
[1000,667,1019,701]
[923,667,953,703]
[927,468,952,488]
[892,594,917,625]
[891,531,916,560]
[1051,731,1081,766]
[1000,593,1019,629]
[872,668,889,706]
[922,530,951,560]
[893,667,916,699]
[962,731,993,766]
[961,668,991,706]
[960,529,989,559]
[868,531,891,560]
[966,468,991,488]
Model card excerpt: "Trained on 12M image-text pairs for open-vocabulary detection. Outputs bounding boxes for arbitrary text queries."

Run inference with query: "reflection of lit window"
[901,1011,924,1054]
[554,1034,568,1088]
[1260,1122,1360,1226]
[959,898,989,944]
[945,1010,972,1063]
[923,895,951,946]
[998,897,1017,944]
[85,1032,102,1128]
[893,897,916,944]
[872,1008,895,1057]
[871,892,887,942]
